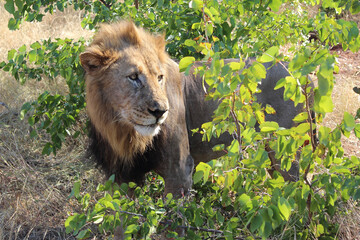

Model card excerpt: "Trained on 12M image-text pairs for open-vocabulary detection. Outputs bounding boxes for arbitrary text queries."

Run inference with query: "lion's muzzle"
[132,102,169,137]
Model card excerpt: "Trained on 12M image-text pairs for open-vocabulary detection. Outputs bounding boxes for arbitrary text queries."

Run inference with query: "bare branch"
[230,93,243,159]
[98,0,112,9]
[0,102,9,110]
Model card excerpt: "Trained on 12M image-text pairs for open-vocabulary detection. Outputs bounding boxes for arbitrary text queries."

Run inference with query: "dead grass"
[323,50,360,157]
[0,3,101,240]
[0,1,359,239]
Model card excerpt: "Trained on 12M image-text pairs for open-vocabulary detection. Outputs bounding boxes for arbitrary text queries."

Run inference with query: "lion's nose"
[148,108,167,120]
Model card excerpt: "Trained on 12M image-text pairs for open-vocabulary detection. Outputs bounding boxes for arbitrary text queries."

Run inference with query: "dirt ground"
[324,49,360,157]
[0,3,359,240]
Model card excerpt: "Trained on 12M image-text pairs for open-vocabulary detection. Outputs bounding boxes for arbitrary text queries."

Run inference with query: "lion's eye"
[158,75,164,82]
[127,73,142,87]
[128,73,139,81]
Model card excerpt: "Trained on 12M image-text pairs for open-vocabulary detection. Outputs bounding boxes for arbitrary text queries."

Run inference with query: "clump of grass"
[332,200,360,239]
[0,107,101,239]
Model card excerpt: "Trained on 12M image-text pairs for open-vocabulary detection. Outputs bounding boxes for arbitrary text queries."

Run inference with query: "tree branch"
[98,0,112,9]
[230,93,243,159]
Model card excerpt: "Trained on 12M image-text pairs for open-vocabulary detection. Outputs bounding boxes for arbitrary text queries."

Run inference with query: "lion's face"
[102,48,169,136]
[80,22,170,138]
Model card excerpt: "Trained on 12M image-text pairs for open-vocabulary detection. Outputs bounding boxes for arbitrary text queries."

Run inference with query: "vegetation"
[1,0,360,239]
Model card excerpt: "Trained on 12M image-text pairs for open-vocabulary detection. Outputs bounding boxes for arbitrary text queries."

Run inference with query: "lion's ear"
[123,21,141,46]
[80,51,102,74]
[80,50,119,75]
[154,34,166,52]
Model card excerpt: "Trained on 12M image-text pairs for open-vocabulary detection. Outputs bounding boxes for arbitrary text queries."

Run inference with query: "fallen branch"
[0,102,9,110]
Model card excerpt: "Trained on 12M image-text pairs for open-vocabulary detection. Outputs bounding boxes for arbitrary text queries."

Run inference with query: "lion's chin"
[134,124,161,136]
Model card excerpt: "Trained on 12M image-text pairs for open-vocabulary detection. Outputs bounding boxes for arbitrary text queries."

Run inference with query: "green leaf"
[8,18,19,30]
[76,229,91,239]
[15,0,23,11]
[351,0,360,14]
[195,162,211,184]
[125,224,138,234]
[206,24,213,36]
[354,188,360,200]
[70,181,81,199]
[250,214,263,232]
[354,124,360,139]
[314,91,333,113]
[319,126,331,146]
[184,39,196,47]
[193,171,203,184]
[28,50,37,63]
[293,123,310,134]
[5,0,15,14]
[278,197,291,221]
[191,0,203,11]
[7,49,16,60]
[329,165,351,174]
[283,76,297,101]
[269,0,282,12]
[92,215,104,224]
[30,129,37,138]
[316,224,324,236]
[237,193,253,210]
[258,46,279,63]
[317,73,332,96]
[42,142,53,155]
[289,54,307,71]
[259,121,279,132]
[293,112,308,123]
[179,56,195,72]
[343,112,355,132]
[251,62,266,79]
[274,77,286,90]
[194,208,203,227]
[229,61,244,71]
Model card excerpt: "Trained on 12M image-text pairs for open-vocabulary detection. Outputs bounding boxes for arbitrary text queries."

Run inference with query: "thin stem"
[230,93,243,159]
[98,0,112,9]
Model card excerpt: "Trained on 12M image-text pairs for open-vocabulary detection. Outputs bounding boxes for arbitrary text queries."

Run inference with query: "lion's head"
[80,21,172,163]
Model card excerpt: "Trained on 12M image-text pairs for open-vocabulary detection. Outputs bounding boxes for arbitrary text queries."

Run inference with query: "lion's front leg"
[154,127,194,197]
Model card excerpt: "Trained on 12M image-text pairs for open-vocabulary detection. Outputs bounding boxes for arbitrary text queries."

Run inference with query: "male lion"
[80,21,310,196]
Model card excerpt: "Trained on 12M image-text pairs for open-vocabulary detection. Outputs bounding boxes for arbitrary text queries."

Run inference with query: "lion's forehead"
[121,47,163,77]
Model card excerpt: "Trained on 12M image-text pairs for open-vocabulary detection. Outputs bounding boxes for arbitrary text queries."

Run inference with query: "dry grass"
[323,50,360,157]
[0,2,359,240]
[0,3,102,240]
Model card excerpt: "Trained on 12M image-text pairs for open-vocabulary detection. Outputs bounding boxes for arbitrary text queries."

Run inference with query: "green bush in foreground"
[1,0,360,239]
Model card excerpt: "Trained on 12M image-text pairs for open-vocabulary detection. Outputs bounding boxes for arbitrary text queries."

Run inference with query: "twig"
[202,3,210,47]
[118,210,144,218]
[134,0,139,9]
[0,102,9,110]
[98,0,112,9]
[174,223,224,234]
[230,93,243,159]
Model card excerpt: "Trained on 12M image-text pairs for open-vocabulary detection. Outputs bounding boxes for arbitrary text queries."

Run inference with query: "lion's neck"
[102,122,154,165]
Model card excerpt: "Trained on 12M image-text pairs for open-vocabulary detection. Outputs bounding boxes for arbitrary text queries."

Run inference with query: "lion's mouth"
[132,122,161,137]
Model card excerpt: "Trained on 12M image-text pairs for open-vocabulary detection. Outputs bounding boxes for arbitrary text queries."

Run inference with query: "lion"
[80,21,312,196]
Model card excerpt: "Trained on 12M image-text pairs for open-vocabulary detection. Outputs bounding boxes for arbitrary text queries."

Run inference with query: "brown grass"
[0,2,359,239]
[0,4,102,240]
